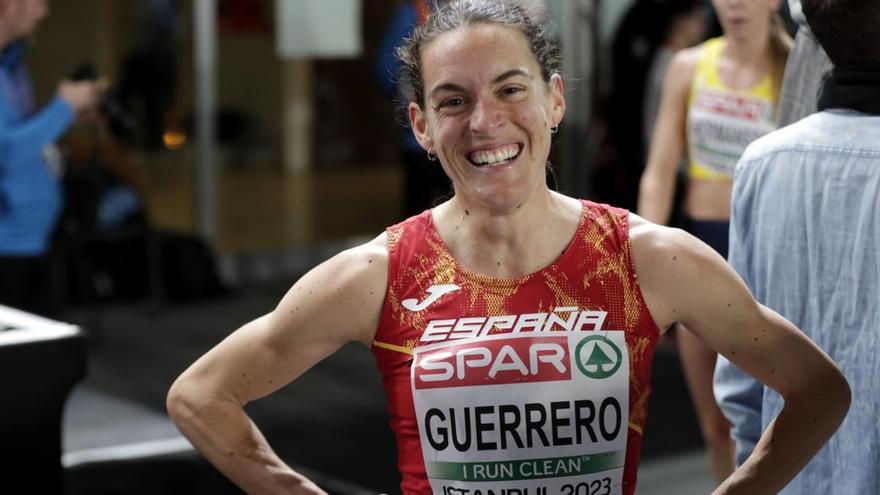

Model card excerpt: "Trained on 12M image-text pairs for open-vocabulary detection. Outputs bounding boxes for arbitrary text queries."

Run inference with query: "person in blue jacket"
[0,0,104,316]
[376,0,451,218]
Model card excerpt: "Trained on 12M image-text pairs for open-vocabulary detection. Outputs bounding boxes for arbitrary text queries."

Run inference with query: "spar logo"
[414,336,571,389]
[575,335,623,379]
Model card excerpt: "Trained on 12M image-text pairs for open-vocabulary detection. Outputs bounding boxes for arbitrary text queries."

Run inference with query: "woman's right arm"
[166,235,388,495]
[637,48,699,224]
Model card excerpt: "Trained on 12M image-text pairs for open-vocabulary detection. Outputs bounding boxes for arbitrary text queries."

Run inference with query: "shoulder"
[674,44,705,67]
[579,198,626,225]
[291,233,390,299]
[384,210,433,257]
[674,38,729,80]
[670,45,703,77]
[272,233,390,346]
[335,233,390,315]
[662,46,702,96]
[628,213,709,268]
[736,128,792,172]
[325,233,389,289]
[566,199,628,242]
[628,213,727,329]
[737,112,830,172]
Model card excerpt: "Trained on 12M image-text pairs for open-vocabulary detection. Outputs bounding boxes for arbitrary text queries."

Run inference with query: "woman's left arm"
[630,215,850,495]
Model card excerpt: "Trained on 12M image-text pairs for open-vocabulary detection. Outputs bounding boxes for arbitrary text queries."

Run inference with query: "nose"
[469,96,503,135]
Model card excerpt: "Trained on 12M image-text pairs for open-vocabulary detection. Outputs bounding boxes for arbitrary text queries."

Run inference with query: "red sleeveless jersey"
[372,200,660,495]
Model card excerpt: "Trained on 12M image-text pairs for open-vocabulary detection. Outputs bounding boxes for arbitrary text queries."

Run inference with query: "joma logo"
[402,284,461,312]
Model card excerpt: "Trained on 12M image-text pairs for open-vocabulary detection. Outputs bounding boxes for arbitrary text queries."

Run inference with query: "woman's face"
[12,0,48,38]
[409,23,565,213]
[712,0,780,41]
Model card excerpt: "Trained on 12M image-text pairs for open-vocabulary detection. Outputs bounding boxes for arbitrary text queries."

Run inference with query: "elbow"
[166,373,242,431]
[166,376,196,428]
[790,363,851,431]
[823,369,851,442]
[830,368,852,423]
[819,360,851,424]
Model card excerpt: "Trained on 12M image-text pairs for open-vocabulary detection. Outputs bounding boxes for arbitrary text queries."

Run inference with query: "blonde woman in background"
[637,0,792,483]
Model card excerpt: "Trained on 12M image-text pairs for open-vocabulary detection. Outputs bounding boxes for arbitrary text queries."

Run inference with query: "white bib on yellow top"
[687,37,779,181]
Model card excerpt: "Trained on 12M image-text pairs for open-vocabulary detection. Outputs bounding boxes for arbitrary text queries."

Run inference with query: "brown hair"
[396,0,560,109]
[802,0,880,65]
[768,11,793,102]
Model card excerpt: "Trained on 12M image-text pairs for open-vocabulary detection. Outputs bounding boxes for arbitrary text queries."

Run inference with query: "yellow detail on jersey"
[373,340,414,355]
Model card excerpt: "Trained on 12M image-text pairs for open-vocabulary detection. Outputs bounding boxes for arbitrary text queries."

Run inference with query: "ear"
[408,101,434,152]
[548,73,566,129]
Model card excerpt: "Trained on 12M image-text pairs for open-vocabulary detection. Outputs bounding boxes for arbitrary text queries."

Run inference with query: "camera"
[69,62,135,140]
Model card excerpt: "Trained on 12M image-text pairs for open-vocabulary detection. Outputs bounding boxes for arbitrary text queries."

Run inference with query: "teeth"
[470,145,520,166]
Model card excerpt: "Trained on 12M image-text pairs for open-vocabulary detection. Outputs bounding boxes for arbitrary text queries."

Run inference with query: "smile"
[467,144,523,168]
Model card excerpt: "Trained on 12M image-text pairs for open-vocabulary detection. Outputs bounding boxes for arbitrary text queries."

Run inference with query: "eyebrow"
[428,69,532,99]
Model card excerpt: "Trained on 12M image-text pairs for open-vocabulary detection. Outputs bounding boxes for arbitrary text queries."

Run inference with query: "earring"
[550,125,558,135]
[427,150,438,161]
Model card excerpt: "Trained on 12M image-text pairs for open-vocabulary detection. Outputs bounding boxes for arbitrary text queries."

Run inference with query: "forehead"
[420,23,539,86]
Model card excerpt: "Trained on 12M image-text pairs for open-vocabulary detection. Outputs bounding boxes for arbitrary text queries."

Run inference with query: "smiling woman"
[166,2,850,495]
[406,23,564,219]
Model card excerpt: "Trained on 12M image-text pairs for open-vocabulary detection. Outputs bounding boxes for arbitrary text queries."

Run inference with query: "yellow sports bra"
[687,37,779,181]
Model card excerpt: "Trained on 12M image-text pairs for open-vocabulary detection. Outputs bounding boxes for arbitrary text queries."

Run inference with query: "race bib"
[412,332,629,495]
[689,89,775,177]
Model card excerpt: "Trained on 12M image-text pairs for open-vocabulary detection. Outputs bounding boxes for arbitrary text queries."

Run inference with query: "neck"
[817,64,880,114]
[433,188,581,278]
[722,31,771,66]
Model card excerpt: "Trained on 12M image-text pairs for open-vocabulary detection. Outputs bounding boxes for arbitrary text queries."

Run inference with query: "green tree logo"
[575,335,623,379]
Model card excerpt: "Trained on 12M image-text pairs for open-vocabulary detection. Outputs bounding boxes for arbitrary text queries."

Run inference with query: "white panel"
[276,0,362,59]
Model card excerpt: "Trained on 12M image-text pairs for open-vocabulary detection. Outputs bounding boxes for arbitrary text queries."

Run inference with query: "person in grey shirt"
[776,0,832,126]
[714,0,880,492]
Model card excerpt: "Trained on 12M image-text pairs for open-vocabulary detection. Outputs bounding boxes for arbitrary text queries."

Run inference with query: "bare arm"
[166,235,389,494]
[630,216,850,494]
[637,48,698,224]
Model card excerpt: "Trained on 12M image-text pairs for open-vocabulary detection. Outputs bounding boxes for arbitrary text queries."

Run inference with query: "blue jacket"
[375,1,431,152]
[715,110,880,494]
[0,42,74,256]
